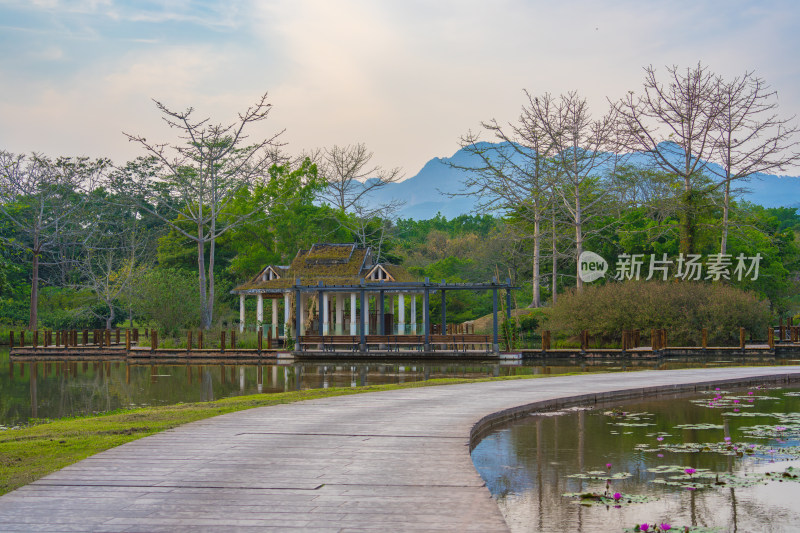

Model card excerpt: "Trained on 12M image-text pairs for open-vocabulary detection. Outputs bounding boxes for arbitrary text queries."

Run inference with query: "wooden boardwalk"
[1,366,800,532]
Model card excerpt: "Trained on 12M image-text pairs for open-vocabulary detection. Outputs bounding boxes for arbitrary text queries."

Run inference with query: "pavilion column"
[335,294,344,334]
[256,294,264,332]
[398,294,405,335]
[492,278,499,354]
[350,293,357,335]
[388,295,394,334]
[271,298,278,338]
[317,291,322,334]
[423,280,430,351]
[299,292,306,336]
[239,295,245,333]
[359,288,367,351]
[441,287,447,333]
[283,292,290,338]
[411,294,417,334]
[322,292,330,335]
[364,295,370,335]
[378,291,385,335]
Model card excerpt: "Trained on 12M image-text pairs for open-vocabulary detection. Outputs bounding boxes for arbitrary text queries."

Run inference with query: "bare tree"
[0,152,106,329]
[317,143,403,260]
[710,72,800,253]
[456,91,557,306]
[530,91,619,291]
[615,63,723,254]
[118,92,283,329]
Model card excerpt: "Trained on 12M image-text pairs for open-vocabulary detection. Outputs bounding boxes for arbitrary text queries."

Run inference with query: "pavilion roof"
[232,243,417,293]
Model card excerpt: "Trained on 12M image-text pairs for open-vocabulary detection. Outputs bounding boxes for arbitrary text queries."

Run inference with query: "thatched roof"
[232,243,417,293]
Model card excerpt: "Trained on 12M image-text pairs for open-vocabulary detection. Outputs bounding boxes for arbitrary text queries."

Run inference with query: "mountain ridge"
[364,143,800,220]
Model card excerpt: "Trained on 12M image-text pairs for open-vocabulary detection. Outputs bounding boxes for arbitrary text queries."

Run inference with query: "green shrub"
[0,298,29,326]
[131,269,201,336]
[544,281,771,346]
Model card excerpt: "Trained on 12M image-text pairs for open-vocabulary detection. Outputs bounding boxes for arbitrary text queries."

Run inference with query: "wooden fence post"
[740,327,746,350]
[661,329,667,350]
[187,331,192,351]
[701,328,708,350]
[258,329,263,354]
[780,319,786,343]
[768,327,775,349]
[650,329,657,351]
[151,330,157,351]
[231,330,236,350]
[125,329,131,352]
[221,331,226,353]
[580,330,588,353]
[106,329,111,347]
[542,330,550,353]
[20,330,25,347]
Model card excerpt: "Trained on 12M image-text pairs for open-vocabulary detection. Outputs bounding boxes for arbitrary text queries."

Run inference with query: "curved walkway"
[2,366,800,532]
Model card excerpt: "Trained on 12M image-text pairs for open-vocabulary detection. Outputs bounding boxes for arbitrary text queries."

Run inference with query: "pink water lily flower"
[657,436,664,441]
[640,523,649,532]
[613,492,621,500]
[606,463,612,470]
[660,524,671,531]
[685,468,696,475]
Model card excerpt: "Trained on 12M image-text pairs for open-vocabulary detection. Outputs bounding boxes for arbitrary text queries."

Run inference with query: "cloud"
[0,0,798,177]
[31,45,64,60]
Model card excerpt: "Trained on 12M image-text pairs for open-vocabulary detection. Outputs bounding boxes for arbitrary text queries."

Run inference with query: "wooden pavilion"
[232,243,514,354]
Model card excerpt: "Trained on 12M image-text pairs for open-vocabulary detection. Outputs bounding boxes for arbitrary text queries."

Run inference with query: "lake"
[471,384,800,532]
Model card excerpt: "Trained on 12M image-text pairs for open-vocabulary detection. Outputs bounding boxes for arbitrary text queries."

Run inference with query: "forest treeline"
[1,63,799,336]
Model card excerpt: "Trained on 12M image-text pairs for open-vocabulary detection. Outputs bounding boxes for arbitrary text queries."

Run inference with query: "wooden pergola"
[289,277,515,354]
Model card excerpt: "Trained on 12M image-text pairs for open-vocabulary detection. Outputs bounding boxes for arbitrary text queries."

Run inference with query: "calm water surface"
[472,385,800,532]
[2,347,799,427]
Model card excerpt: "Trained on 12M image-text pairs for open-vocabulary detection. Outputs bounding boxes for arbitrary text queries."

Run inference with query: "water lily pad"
[673,423,724,430]
[647,465,712,474]
[562,491,657,506]
[567,471,632,480]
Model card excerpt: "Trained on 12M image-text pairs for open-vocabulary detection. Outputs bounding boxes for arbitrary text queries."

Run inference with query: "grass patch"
[0,372,584,496]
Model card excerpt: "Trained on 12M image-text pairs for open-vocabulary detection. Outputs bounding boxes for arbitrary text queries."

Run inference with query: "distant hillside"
[365,143,800,220]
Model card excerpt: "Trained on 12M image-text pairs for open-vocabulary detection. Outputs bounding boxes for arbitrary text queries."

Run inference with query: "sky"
[1,0,799,178]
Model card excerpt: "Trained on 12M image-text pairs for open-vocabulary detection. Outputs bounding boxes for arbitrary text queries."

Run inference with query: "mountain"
[366,143,800,220]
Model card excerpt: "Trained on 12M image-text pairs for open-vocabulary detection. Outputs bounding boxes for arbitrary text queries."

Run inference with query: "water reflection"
[3,347,799,427]
[472,388,800,532]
